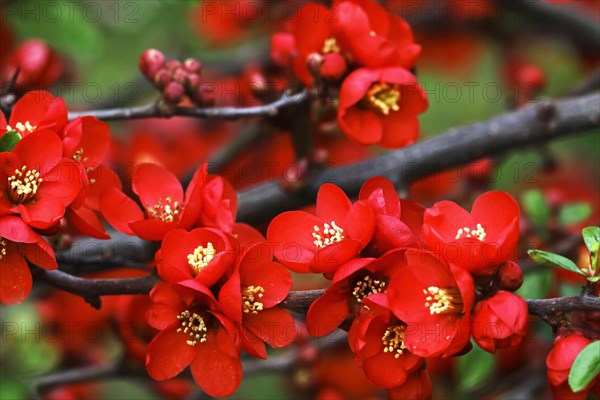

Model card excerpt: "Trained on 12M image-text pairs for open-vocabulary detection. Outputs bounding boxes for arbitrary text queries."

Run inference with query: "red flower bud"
[139,49,165,80]
[473,291,528,353]
[3,39,63,90]
[172,68,188,85]
[186,73,202,91]
[270,32,295,67]
[165,59,182,72]
[192,83,216,107]
[153,69,171,89]
[162,81,185,104]
[320,53,347,80]
[183,58,202,74]
[497,260,523,291]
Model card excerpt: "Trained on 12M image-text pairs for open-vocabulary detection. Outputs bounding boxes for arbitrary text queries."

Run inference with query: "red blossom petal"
[67,206,109,239]
[244,307,297,348]
[133,163,184,211]
[240,261,291,308]
[99,187,144,236]
[338,107,383,145]
[12,130,62,173]
[129,219,177,242]
[267,211,320,271]
[316,183,352,223]
[22,239,57,270]
[379,114,419,149]
[218,269,242,323]
[146,324,196,380]
[0,242,32,305]
[240,326,267,360]
[61,116,110,170]
[9,91,67,133]
[363,349,409,388]
[190,341,242,398]
[306,291,350,337]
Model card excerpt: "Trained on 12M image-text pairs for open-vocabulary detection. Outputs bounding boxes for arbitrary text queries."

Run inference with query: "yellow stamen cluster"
[366,82,401,115]
[7,166,42,204]
[72,148,89,163]
[146,196,182,223]
[322,37,340,54]
[382,325,407,359]
[352,275,386,303]
[242,285,265,314]
[6,121,37,135]
[312,221,344,248]
[0,238,7,260]
[177,310,207,346]
[455,223,486,241]
[423,286,462,315]
[187,242,216,276]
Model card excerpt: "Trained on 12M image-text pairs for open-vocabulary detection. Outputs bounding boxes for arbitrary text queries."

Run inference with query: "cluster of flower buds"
[138,49,213,106]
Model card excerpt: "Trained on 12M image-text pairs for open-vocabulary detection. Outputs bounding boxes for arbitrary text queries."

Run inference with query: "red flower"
[472,290,528,353]
[359,176,424,255]
[387,249,475,358]
[337,67,428,148]
[0,91,67,137]
[157,228,234,287]
[2,40,63,91]
[100,162,208,241]
[1,130,82,230]
[267,183,375,274]
[387,366,432,400]
[145,282,242,398]
[546,333,599,400]
[219,242,295,359]
[348,294,424,389]
[306,249,405,337]
[422,191,520,275]
[333,0,420,69]
[0,215,57,304]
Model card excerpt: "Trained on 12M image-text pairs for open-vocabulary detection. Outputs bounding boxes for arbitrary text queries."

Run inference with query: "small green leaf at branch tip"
[559,203,593,226]
[527,249,586,276]
[587,276,600,282]
[568,341,600,393]
[582,226,600,272]
[0,130,21,152]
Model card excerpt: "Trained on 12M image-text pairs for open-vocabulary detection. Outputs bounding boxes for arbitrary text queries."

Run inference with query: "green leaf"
[587,276,600,282]
[522,190,551,233]
[457,343,496,392]
[528,249,585,276]
[559,203,593,226]
[0,130,21,152]
[569,341,600,392]
[582,226,599,273]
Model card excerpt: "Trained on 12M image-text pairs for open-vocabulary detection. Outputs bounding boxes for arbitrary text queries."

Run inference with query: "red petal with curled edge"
[244,307,297,348]
[359,176,401,217]
[0,242,32,305]
[344,200,375,248]
[146,324,196,381]
[316,183,352,223]
[241,326,267,360]
[22,239,57,271]
[190,340,242,398]
[306,291,350,337]
[99,187,143,236]
[132,163,183,211]
[9,91,67,134]
[218,269,242,323]
[67,206,109,239]
[338,106,383,145]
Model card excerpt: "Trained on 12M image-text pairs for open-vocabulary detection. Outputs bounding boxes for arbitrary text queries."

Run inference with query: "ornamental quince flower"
[2,41,63,92]
[218,242,295,359]
[348,294,424,389]
[546,333,600,400]
[422,191,520,275]
[157,228,235,288]
[267,183,375,274]
[100,162,208,241]
[337,67,428,148]
[472,290,528,353]
[145,282,242,398]
[387,249,475,358]
[387,366,432,400]
[0,91,67,137]
[0,215,57,304]
[1,130,82,230]
[306,249,405,337]
[359,176,424,255]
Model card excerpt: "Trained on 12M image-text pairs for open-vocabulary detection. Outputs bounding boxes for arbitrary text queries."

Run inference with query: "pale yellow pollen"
[322,37,341,54]
[242,285,265,314]
[352,275,386,303]
[6,121,37,135]
[7,166,42,204]
[455,223,486,241]
[366,82,401,116]
[176,310,207,346]
[187,242,216,276]
[369,30,376,37]
[423,286,463,315]
[146,196,182,223]
[0,238,7,260]
[312,221,344,248]
[382,325,407,359]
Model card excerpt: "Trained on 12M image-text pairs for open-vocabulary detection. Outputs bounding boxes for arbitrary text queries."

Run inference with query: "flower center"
[455,223,486,241]
[382,325,407,359]
[7,166,42,204]
[365,82,401,116]
[0,238,7,260]
[6,121,37,136]
[187,242,216,276]
[242,285,265,314]
[352,275,387,303]
[423,286,463,315]
[322,37,340,54]
[146,197,182,223]
[312,221,345,249]
[176,310,207,346]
